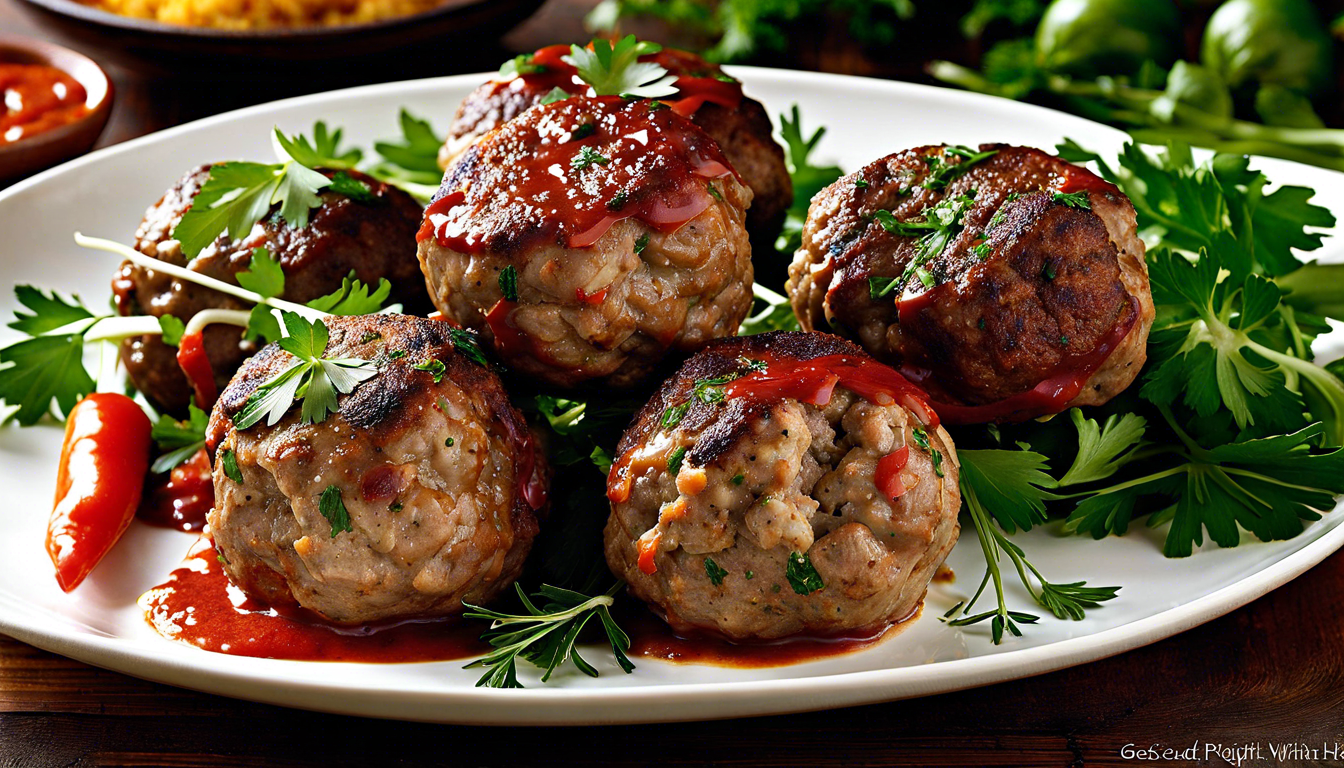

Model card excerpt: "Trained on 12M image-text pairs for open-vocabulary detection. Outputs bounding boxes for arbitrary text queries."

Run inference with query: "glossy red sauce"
[724,354,940,428]
[418,96,736,254]
[608,353,938,502]
[175,332,218,410]
[0,63,89,145]
[137,448,212,532]
[622,604,909,667]
[902,294,1142,424]
[1054,166,1119,196]
[507,44,743,119]
[141,538,488,662]
[482,298,531,358]
[874,446,910,500]
[575,286,608,305]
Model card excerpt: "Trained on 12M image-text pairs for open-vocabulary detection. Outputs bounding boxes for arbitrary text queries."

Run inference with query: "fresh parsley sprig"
[867,192,977,298]
[232,312,377,430]
[775,105,844,256]
[150,401,209,473]
[463,582,634,688]
[565,35,678,98]
[370,109,447,202]
[171,122,369,259]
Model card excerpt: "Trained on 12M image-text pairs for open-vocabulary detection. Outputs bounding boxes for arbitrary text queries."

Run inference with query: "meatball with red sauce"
[206,314,547,625]
[418,95,754,389]
[605,332,960,641]
[440,44,792,247]
[788,144,1155,423]
[113,165,429,415]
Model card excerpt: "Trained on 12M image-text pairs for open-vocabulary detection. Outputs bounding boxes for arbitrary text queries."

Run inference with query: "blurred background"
[7,0,1344,179]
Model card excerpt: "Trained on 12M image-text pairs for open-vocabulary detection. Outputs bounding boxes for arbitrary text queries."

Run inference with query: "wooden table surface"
[4,1,1344,764]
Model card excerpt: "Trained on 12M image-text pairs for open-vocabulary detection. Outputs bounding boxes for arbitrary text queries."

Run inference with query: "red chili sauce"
[140,537,488,662]
[0,63,89,145]
[137,448,213,532]
[419,96,736,254]
[608,353,939,503]
[500,44,743,120]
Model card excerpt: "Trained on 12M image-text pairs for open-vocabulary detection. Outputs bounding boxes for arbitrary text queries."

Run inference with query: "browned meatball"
[605,331,960,641]
[418,95,754,390]
[788,145,1154,423]
[440,44,792,247]
[112,165,429,415]
[206,314,547,625]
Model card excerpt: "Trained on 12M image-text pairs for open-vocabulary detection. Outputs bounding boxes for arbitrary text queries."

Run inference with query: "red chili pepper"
[176,331,218,409]
[47,393,153,592]
[175,331,218,409]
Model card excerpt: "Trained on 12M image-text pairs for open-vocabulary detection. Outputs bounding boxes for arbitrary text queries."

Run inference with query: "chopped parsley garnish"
[449,328,489,367]
[607,191,628,210]
[389,501,403,513]
[370,109,449,195]
[704,557,729,585]
[1052,190,1091,209]
[232,312,377,430]
[445,437,455,447]
[150,402,209,474]
[413,358,446,383]
[911,425,931,451]
[220,448,244,484]
[731,473,745,485]
[972,241,992,260]
[499,53,546,78]
[931,448,945,478]
[540,87,571,105]
[571,122,596,140]
[463,582,634,688]
[318,485,353,538]
[706,182,723,202]
[498,265,519,301]
[785,551,825,595]
[1042,262,1057,281]
[867,192,976,299]
[565,35,678,98]
[360,331,382,344]
[745,570,754,579]
[633,233,650,254]
[854,178,869,189]
[920,146,997,190]
[667,446,687,476]
[157,314,185,347]
[661,401,690,429]
[572,146,611,171]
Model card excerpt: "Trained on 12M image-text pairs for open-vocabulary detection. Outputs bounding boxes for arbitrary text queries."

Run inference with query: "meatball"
[418,95,754,389]
[113,165,429,415]
[206,314,547,625]
[605,331,960,641]
[788,144,1155,423]
[440,44,792,247]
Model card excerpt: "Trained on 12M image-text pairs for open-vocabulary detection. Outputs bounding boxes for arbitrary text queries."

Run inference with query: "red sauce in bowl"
[0,63,89,145]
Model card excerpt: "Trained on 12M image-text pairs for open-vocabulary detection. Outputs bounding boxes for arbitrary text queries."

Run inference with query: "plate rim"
[1,69,1341,725]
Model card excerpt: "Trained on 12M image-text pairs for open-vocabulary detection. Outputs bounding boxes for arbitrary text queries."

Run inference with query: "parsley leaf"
[273,121,362,170]
[499,52,546,78]
[150,402,208,473]
[0,332,94,425]
[1052,190,1091,209]
[785,551,825,595]
[318,485,354,538]
[1056,409,1147,486]
[566,35,678,98]
[572,146,611,170]
[232,312,377,430]
[156,315,184,347]
[236,247,285,298]
[740,283,800,335]
[774,105,844,256]
[463,582,634,688]
[704,557,729,585]
[371,109,448,193]
[868,193,976,298]
[921,146,997,190]
[8,286,93,336]
[220,448,244,484]
[499,265,519,301]
[305,272,392,316]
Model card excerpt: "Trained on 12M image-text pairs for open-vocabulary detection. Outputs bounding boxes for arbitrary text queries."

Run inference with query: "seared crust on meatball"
[207,314,545,625]
[788,145,1154,420]
[113,165,429,415]
[439,46,791,245]
[605,332,960,641]
[418,96,754,389]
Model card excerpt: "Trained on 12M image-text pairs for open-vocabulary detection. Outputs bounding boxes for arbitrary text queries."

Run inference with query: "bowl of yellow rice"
[13,0,545,69]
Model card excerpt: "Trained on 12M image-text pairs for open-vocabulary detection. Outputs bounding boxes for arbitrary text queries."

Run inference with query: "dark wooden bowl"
[11,0,545,73]
[0,35,113,184]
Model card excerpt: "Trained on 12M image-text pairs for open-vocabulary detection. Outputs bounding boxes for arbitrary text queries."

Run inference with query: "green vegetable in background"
[1035,0,1181,78]
[1202,0,1334,97]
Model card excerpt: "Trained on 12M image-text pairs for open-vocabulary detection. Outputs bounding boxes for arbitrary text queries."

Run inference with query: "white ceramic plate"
[1,70,1341,726]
